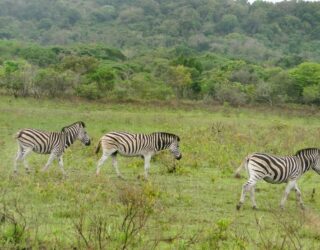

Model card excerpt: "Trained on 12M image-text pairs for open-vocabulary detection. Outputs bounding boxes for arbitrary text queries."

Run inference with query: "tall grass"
[0,96,320,248]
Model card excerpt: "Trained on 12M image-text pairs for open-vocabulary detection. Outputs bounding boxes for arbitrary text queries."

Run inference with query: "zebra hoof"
[234,173,241,179]
[300,204,305,210]
[137,175,149,181]
[118,175,125,180]
[252,206,258,210]
[236,204,241,210]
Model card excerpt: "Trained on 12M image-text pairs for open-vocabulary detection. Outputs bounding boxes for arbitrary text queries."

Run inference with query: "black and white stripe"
[95,132,182,178]
[235,148,320,210]
[14,121,90,175]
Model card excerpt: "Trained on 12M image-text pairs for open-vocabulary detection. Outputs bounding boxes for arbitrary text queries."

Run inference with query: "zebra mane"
[61,121,86,132]
[155,132,180,141]
[295,148,320,156]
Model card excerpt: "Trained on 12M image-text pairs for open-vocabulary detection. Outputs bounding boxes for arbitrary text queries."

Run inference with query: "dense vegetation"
[1,1,320,248]
[1,97,320,249]
[1,0,320,105]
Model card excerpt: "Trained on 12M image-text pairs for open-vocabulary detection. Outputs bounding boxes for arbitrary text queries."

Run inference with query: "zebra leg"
[143,155,152,179]
[13,146,23,173]
[96,153,110,176]
[250,186,258,209]
[294,183,304,209]
[21,148,33,174]
[42,153,56,172]
[280,180,296,209]
[58,156,67,176]
[237,180,256,210]
[111,155,123,179]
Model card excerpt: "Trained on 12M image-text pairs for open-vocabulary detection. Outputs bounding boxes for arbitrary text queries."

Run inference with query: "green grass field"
[1,96,320,249]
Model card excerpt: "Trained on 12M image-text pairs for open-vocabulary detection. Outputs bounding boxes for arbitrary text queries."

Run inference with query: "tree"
[118,7,144,23]
[16,46,58,67]
[215,82,247,106]
[34,68,73,97]
[290,62,320,88]
[0,60,34,97]
[269,71,300,103]
[216,14,238,34]
[88,65,116,92]
[167,65,192,98]
[303,85,320,104]
[91,5,117,22]
[60,55,98,74]
[174,6,201,36]
[76,82,101,100]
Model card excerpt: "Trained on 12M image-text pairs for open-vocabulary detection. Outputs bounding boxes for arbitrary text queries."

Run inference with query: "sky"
[248,0,320,3]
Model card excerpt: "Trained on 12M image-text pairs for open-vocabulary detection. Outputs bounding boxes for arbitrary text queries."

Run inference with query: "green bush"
[214,82,247,106]
[76,82,101,100]
[0,60,32,97]
[34,68,73,97]
[88,65,115,92]
[303,85,320,104]
[60,55,98,74]
[16,46,58,67]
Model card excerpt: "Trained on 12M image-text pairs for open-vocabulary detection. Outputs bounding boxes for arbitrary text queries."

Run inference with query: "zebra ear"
[61,127,66,132]
[176,136,180,142]
[79,121,86,128]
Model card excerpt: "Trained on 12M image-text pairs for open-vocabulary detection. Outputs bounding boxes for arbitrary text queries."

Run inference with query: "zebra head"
[296,148,320,174]
[76,121,91,146]
[168,135,182,160]
[62,121,91,146]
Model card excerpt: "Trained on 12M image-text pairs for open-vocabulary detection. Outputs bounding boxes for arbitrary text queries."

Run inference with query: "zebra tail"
[95,140,101,154]
[234,157,249,178]
[15,130,23,139]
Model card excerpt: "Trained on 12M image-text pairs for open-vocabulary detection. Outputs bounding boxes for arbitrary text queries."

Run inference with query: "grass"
[0,96,320,249]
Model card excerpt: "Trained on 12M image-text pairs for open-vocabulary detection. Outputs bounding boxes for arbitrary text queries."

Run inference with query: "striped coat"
[14,121,90,175]
[235,148,320,210]
[95,132,182,178]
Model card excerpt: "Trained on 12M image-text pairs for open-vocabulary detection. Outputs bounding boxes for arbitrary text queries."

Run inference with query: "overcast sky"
[248,0,320,3]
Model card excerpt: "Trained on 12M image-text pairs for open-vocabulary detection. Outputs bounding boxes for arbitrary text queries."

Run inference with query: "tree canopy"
[0,0,320,105]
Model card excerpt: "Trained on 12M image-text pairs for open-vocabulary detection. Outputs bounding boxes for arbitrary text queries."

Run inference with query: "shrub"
[34,68,73,97]
[73,184,155,250]
[88,65,116,92]
[0,60,34,97]
[16,46,58,67]
[215,82,247,106]
[60,55,99,74]
[0,198,31,249]
[91,5,117,22]
[76,82,101,100]
[303,85,320,104]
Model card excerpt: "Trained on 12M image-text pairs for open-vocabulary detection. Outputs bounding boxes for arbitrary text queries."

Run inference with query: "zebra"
[235,148,320,210]
[14,121,91,175]
[95,132,182,179]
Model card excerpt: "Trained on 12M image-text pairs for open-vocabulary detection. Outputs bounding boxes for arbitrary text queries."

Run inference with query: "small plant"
[118,184,155,250]
[0,198,30,249]
[74,212,112,250]
[73,184,156,250]
[205,219,232,249]
[211,121,224,135]
[243,209,304,250]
